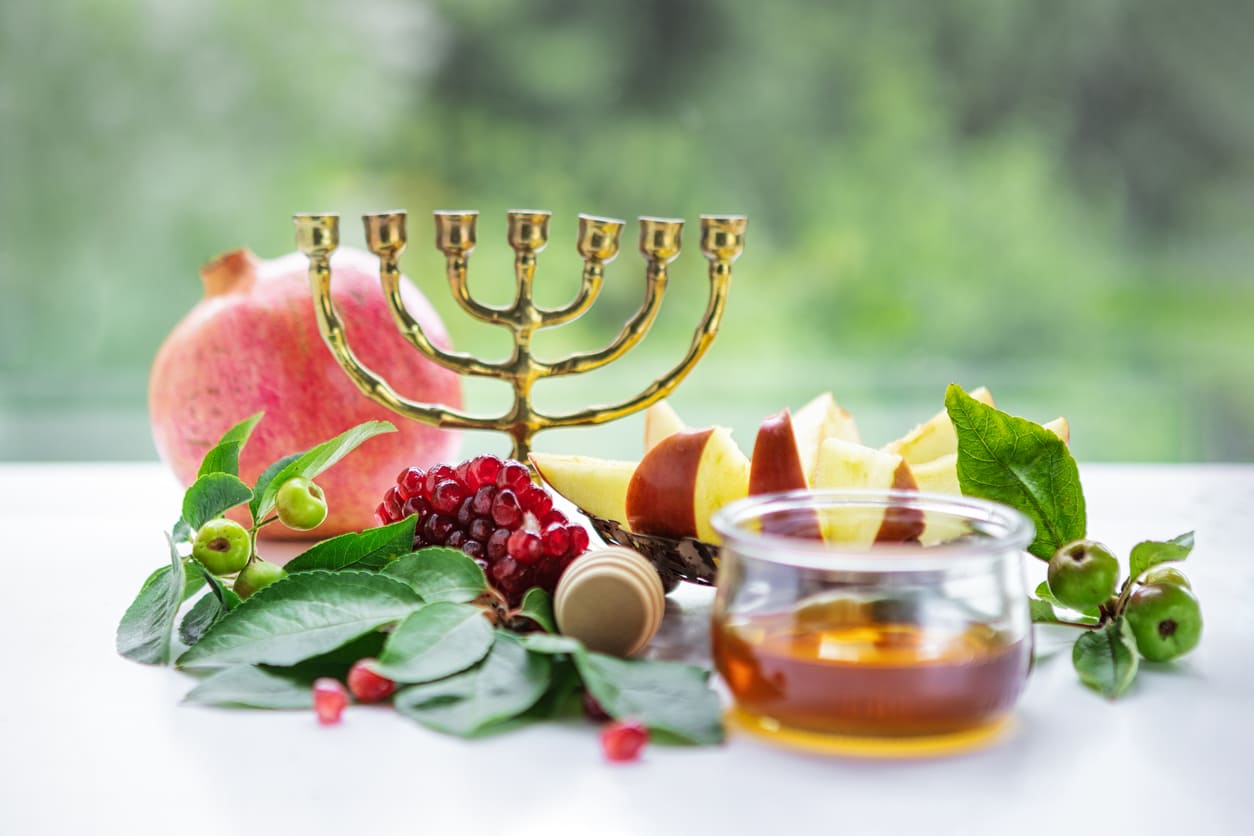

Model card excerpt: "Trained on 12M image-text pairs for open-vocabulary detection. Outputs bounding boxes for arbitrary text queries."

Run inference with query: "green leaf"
[250,420,396,522]
[177,570,422,668]
[1073,617,1139,699]
[184,665,313,710]
[1129,531,1195,582]
[197,414,263,478]
[574,652,725,745]
[180,592,225,646]
[249,453,301,522]
[515,587,556,633]
[515,632,584,655]
[373,602,496,683]
[1029,597,1063,624]
[394,633,551,737]
[946,384,1086,560]
[1035,580,1099,618]
[172,518,195,545]
[286,517,419,573]
[383,548,489,603]
[182,473,253,530]
[117,535,189,664]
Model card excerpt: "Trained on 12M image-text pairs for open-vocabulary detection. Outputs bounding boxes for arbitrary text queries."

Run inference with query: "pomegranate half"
[149,247,463,539]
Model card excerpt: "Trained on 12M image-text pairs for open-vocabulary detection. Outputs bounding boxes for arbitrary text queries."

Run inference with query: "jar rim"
[710,489,1036,571]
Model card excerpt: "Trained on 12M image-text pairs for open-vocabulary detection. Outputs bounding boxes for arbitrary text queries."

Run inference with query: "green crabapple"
[233,558,287,600]
[1048,539,1121,611]
[1124,583,1203,662]
[191,518,252,576]
[1139,565,1191,590]
[275,476,328,531]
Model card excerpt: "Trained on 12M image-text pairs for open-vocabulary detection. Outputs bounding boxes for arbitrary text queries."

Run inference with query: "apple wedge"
[626,427,750,542]
[529,453,637,529]
[910,415,1071,497]
[643,400,687,453]
[883,386,995,465]
[812,438,924,547]
[793,392,861,481]
[749,409,821,538]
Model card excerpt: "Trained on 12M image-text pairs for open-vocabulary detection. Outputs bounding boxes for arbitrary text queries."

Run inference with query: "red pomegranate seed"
[383,487,403,520]
[397,467,425,499]
[463,539,484,559]
[422,514,455,544]
[456,497,475,527]
[447,530,467,549]
[469,517,493,542]
[470,484,496,516]
[468,454,503,489]
[507,530,542,564]
[401,495,430,520]
[375,502,392,525]
[424,464,456,496]
[497,462,531,493]
[601,719,648,762]
[491,489,523,528]
[542,509,568,527]
[346,659,396,703]
[568,525,590,555]
[520,485,553,517]
[313,678,348,725]
[431,479,468,515]
[541,523,570,557]
[491,556,521,586]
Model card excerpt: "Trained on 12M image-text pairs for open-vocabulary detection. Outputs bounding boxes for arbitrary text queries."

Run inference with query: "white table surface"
[0,462,1250,836]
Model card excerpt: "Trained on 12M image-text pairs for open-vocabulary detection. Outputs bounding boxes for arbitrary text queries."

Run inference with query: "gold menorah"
[292,209,746,461]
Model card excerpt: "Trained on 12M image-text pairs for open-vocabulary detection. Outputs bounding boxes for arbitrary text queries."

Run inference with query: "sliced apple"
[812,438,923,547]
[643,400,687,453]
[1043,416,1070,444]
[792,392,861,482]
[748,409,821,538]
[883,386,995,465]
[626,427,749,542]
[529,453,637,528]
[910,415,1070,498]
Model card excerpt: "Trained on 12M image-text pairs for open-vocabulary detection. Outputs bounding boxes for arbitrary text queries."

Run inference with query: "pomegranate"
[149,247,462,539]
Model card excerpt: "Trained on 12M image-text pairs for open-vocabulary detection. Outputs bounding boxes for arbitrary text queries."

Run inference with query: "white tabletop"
[0,462,1250,836]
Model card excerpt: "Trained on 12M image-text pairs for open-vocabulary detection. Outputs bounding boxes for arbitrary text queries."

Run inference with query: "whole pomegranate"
[149,247,462,539]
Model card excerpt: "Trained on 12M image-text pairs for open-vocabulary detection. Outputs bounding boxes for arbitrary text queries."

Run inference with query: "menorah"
[292,209,746,462]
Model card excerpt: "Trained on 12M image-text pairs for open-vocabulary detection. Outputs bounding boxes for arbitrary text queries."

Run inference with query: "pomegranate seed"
[568,525,590,555]
[470,484,496,516]
[375,502,392,525]
[497,462,531,493]
[542,509,568,527]
[397,467,425,499]
[431,480,468,515]
[347,659,396,703]
[447,530,467,549]
[422,514,455,544]
[468,455,503,488]
[455,460,473,486]
[456,497,475,527]
[491,556,521,586]
[463,539,484,559]
[520,485,553,517]
[487,528,510,560]
[469,517,493,542]
[401,495,431,520]
[383,487,403,520]
[424,465,456,496]
[491,490,523,528]
[507,530,542,564]
[313,678,348,725]
[601,719,648,762]
[541,523,570,558]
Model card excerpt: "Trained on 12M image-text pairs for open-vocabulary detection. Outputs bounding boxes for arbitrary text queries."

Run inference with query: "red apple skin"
[875,460,925,543]
[149,248,463,539]
[625,428,713,539]
[749,410,821,539]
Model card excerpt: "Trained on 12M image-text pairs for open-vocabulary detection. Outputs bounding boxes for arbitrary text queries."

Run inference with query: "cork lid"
[553,547,666,657]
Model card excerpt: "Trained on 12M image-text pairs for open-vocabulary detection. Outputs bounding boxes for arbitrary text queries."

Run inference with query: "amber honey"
[713,600,1029,739]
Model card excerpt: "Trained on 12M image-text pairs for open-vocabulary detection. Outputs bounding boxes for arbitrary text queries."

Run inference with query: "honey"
[712,599,1029,739]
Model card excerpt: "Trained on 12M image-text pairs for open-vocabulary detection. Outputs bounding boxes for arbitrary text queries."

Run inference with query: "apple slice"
[910,415,1071,497]
[792,392,861,482]
[626,427,750,542]
[883,386,995,465]
[643,400,687,453]
[529,453,638,529]
[749,409,820,538]
[812,438,923,547]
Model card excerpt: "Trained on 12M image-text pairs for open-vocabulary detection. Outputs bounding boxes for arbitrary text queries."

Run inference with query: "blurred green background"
[3,0,1252,463]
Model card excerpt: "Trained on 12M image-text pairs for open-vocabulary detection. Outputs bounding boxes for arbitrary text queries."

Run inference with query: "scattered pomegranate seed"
[601,719,648,762]
[346,659,396,703]
[313,678,348,725]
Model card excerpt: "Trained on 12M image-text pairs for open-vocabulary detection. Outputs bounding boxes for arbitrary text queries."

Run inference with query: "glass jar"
[710,490,1034,755]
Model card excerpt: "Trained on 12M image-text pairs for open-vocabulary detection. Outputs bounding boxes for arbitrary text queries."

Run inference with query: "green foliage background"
[2,0,1252,462]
